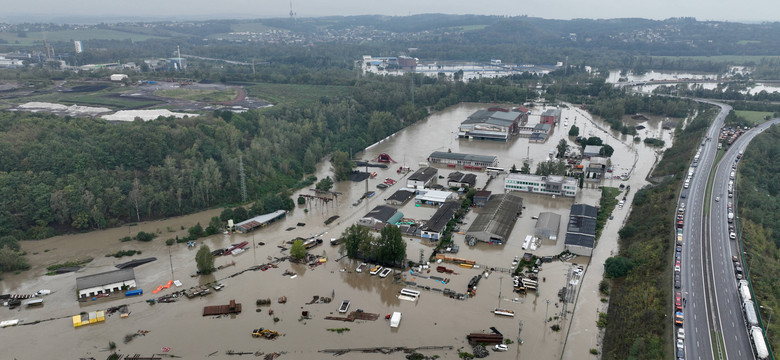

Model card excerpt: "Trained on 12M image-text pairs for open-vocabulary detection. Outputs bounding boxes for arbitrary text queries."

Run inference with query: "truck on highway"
[744,300,759,327]
[750,326,769,360]
[739,280,751,302]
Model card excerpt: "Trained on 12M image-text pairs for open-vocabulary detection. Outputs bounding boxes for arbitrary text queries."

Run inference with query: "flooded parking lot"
[1,102,674,359]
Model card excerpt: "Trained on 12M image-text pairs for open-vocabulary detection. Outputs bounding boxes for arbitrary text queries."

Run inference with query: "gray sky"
[6,0,780,22]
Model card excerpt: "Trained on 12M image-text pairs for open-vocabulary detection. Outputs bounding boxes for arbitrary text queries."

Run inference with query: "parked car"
[493,344,508,352]
[678,328,685,340]
[730,232,736,240]
[677,338,684,349]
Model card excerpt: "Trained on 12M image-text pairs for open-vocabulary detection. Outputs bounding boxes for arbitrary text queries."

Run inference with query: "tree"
[599,144,614,157]
[556,139,568,158]
[205,216,222,235]
[604,256,633,278]
[510,164,519,173]
[342,224,371,259]
[332,151,353,181]
[377,225,406,266]
[195,245,214,275]
[520,162,531,174]
[290,239,306,260]
[188,223,204,239]
[135,231,156,242]
[568,125,579,137]
[316,176,334,191]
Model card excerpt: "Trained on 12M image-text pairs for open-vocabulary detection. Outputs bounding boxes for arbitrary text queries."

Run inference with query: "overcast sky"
[5,0,779,23]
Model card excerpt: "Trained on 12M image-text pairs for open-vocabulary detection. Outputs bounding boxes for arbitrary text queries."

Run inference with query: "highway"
[681,100,779,360]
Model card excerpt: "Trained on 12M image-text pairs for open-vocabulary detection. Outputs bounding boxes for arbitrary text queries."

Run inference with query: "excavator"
[251,328,280,339]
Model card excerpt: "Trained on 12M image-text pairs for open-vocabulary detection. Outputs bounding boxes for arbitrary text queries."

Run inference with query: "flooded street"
[2,102,675,359]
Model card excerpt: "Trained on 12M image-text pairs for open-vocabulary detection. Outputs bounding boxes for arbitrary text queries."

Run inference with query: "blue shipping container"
[125,289,143,296]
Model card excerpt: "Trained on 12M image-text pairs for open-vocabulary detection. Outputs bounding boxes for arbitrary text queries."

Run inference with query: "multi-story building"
[505,173,578,197]
[458,108,523,141]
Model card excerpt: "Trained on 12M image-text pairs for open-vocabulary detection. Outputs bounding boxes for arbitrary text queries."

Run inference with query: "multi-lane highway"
[680,100,779,360]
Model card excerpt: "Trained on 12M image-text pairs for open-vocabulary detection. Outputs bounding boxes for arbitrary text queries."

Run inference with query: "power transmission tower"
[239,155,247,203]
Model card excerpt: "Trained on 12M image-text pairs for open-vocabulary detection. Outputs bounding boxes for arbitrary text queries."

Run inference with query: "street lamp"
[545,299,551,323]
[760,305,773,339]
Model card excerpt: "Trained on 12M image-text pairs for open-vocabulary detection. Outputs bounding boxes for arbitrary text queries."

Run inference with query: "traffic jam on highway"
[675,143,769,359]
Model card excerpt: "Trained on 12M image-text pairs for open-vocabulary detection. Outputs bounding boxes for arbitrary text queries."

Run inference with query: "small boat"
[339,300,350,313]
[356,262,367,273]
[379,267,392,278]
[493,308,515,317]
[370,265,383,275]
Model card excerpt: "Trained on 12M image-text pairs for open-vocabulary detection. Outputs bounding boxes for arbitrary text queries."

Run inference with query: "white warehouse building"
[505,173,578,197]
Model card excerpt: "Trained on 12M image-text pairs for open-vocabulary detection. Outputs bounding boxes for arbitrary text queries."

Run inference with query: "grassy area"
[734,110,773,125]
[596,187,621,240]
[703,148,725,216]
[154,88,238,103]
[245,83,351,108]
[0,29,167,45]
[651,55,780,64]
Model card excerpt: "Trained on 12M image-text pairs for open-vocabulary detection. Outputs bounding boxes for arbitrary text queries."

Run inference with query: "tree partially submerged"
[195,244,215,275]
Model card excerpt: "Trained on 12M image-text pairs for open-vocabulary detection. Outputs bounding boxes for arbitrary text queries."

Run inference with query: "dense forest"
[0,72,545,243]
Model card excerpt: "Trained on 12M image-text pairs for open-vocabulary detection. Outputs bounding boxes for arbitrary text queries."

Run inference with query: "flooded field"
[1,102,674,359]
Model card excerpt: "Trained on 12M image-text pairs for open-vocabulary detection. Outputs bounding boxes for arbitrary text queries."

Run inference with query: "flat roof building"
[564,204,598,256]
[465,193,523,245]
[535,212,562,241]
[428,151,498,170]
[415,189,457,206]
[458,109,522,141]
[76,268,136,299]
[505,173,578,197]
[583,145,603,158]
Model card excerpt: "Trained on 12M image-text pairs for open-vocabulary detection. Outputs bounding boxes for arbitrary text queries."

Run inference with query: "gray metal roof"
[564,232,595,248]
[408,167,438,183]
[423,201,460,233]
[467,193,523,241]
[76,268,135,290]
[570,204,598,218]
[363,205,398,222]
[429,151,498,164]
[535,212,561,233]
[386,189,415,203]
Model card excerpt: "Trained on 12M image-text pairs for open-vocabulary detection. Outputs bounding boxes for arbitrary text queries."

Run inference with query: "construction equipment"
[251,328,280,339]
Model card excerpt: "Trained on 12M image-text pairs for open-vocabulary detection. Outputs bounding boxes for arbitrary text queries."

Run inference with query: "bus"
[485,166,506,174]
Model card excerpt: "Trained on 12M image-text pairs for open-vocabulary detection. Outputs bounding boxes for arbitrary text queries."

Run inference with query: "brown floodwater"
[1,102,673,359]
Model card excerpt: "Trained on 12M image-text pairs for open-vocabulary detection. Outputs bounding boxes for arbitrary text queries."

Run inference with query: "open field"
[0,29,168,46]
[735,110,774,125]
[154,88,238,103]
[245,83,351,108]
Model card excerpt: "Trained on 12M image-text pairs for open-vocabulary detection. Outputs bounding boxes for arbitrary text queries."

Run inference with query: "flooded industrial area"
[1,102,677,359]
